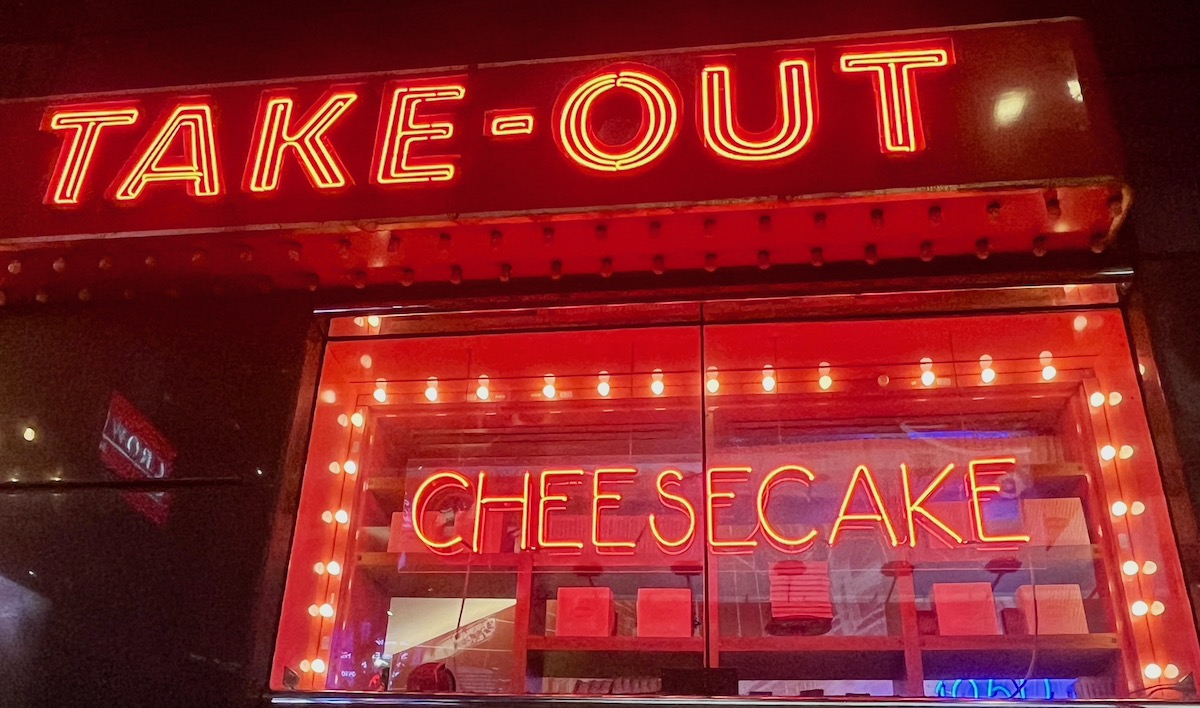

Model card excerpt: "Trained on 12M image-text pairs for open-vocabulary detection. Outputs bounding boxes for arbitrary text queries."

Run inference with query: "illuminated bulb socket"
[334,509,350,524]
[1119,445,1135,460]
[1131,600,1149,617]
[1143,561,1158,575]
[373,387,387,403]
[328,462,341,475]
[1111,500,1129,516]
[597,371,611,398]
[1089,391,1105,407]
[321,510,334,524]
[314,562,325,575]
[1122,560,1140,576]
[360,354,373,369]
[318,603,334,618]
[1150,601,1165,616]
[307,604,319,617]
[320,390,337,404]
[1145,663,1163,680]
[1165,664,1181,680]
[299,659,311,673]
[351,412,364,428]
[1073,315,1088,332]
[1109,391,1123,406]
[476,375,490,401]
[1100,445,1117,461]
[343,460,357,475]
[705,367,720,394]
[1131,501,1146,516]
[311,659,327,674]
[761,365,777,393]
[337,414,349,427]
[542,374,556,399]
[651,369,665,397]
[425,377,439,402]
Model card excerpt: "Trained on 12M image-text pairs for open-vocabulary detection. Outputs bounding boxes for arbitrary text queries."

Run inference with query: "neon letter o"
[557,68,679,172]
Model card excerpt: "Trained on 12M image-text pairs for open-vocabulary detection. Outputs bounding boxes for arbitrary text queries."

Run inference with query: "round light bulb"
[343,460,357,475]
[353,317,365,328]
[920,370,936,387]
[1073,315,1088,332]
[320,390,337,404]
[319,603,334,618]
[367,315,381,328]
[334,509,349,524]
[1165,664,1181,680]
[1109,391,1123,406]
[1112,500,1129,516]
[597,381,611,397]
[1143,561,1158,575]
[337,414,349,427]
[1131,501,1146,516]
[1119,445,1135,459]
[981,368,996,384]
[1123,560,1140,576]
[321,510,334,524]
[311,658,327,674]
[1039,350,1054,365]
[543,384,556,398]
[1145,663,1163,680]
[979,354,993,368]
[423,386,436,402]
[328,462,341,475]
[1132,600,1149,617]
[299,659,311,673]
[327,561,342,576]
[1100,445,1117,461]
[819,375,833,391]
[307,604,319,617]
[705,378,719,394]
[1140,363,1147,376]
[1042,365,1057,381]
[1090,392,1105,407]
[1151,601,1165,616]
[314,562,325,575]
[762,366,776,393]
[919,357,933,372]
[477,385,490,401]
[351,412,364,428]
[373,388,387,403]
[651,380,665,396]
[360,354,373,369]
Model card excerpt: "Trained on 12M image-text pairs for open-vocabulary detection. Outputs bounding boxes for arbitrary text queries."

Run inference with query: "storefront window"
[272,303,1199,698]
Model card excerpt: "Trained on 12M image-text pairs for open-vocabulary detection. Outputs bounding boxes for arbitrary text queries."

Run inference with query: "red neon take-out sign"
[0,19,1120,243]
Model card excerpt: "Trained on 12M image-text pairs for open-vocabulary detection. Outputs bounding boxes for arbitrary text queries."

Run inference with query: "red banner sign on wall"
[0,19,1120,245]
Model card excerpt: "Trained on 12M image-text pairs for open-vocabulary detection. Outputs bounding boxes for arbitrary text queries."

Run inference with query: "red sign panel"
[0,19,1120,244]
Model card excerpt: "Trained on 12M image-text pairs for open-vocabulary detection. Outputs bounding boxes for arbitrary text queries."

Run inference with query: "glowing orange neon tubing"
[473,470,532,552]
[755,465,819,552]
[537,469,585,550]
[373,82,465,184]
[245,90,359,192]
[700,59,815,162]
[488,113,534,136]
[43,106,140,205]
[410,470,472,555]
[112,103,222,200]
[706,467,758,551]
[592,467,638,551]
[901,462,964,548]
[558,67,679,172]
[829,464,900,547]
[967,457,1030,544]
[838,45,951,153]
[648,468,697,553]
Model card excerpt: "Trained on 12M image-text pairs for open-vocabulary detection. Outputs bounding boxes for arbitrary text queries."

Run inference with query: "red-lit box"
[556,587,615,637]
[1023,498,1090,548]
[637,588,692,637]
[1016,584,1089,634]
[932,583,1000,636]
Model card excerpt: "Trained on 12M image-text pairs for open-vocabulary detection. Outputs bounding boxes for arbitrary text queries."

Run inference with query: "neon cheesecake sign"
[0,19,1119,242]
[411,457,1031,556]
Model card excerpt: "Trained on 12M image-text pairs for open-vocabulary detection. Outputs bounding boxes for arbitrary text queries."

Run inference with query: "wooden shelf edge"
[527,635,704,652]
[920,632,1119,651]
[719,635,904,653]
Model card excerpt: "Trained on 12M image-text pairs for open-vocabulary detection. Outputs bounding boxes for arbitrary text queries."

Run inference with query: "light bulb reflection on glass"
[762,365,776,393]
[321,510,334,524]
[1119,445,1135,460]
[1150,601,1165,616]
[651,369,665,396]
[1131,501,1146,516]
[299,659,311,673]
[314,562,325,575]
[307,604,319,617]
[1165,664,1181,680]
[1143,561,1158,575]
[1109,391,1123,406]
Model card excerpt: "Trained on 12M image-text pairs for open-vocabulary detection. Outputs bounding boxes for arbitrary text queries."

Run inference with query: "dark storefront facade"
[1,2,1199,707]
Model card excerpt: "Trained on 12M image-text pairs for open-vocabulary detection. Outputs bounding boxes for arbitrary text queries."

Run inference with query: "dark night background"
[0,1,1197,706]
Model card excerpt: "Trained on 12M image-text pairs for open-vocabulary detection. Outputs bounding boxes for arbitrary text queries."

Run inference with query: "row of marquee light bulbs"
[297,384,1171,686]
[325,352,1079,406]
